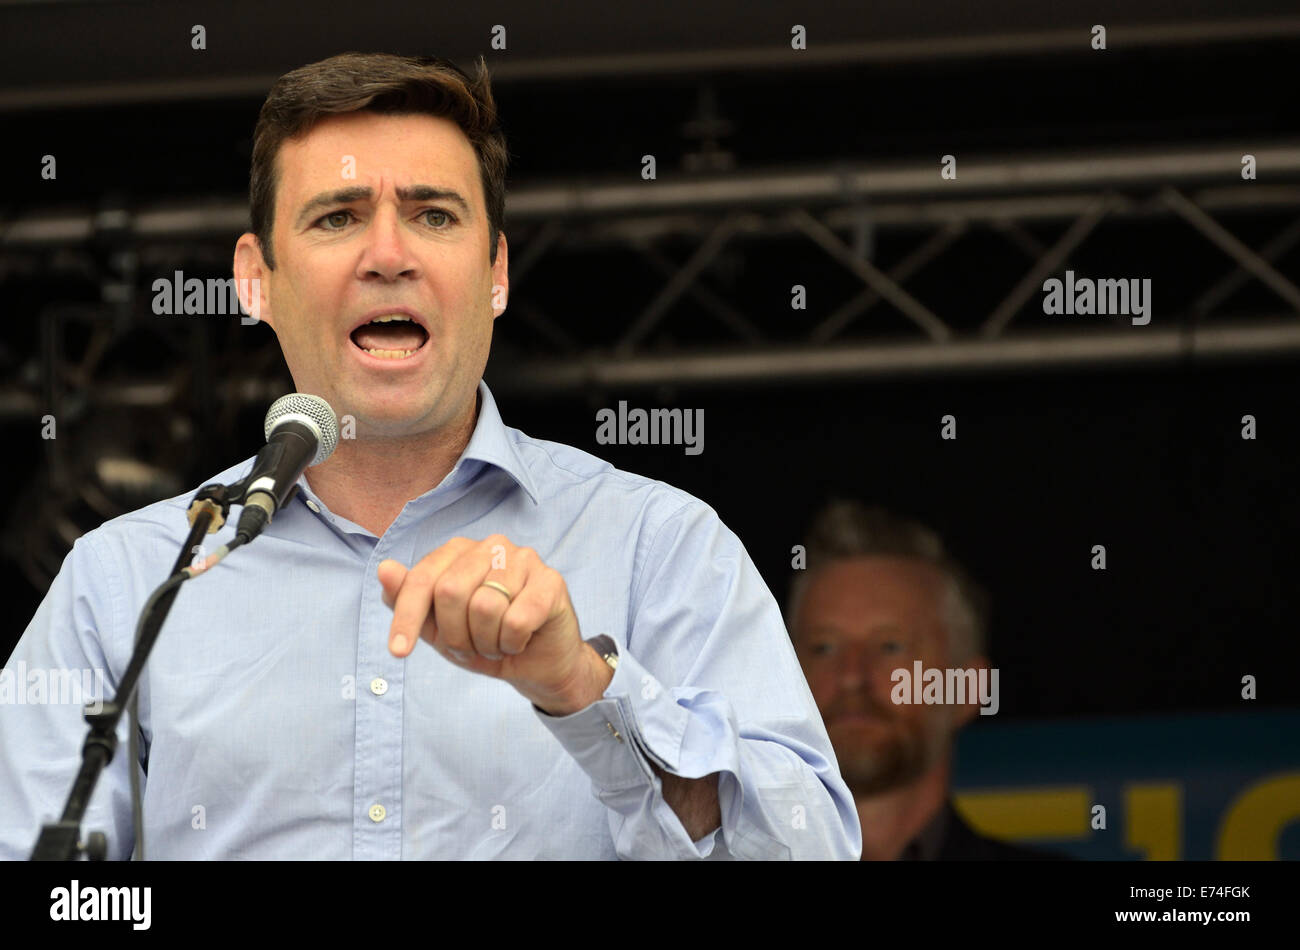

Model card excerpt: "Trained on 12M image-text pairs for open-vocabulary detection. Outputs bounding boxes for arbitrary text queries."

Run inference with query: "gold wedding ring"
[480,580,513,602]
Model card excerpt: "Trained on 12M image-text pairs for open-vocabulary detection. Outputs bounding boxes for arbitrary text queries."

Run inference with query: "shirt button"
[370,677,388,696]
[368,804,387,822]
[305,499,321,513]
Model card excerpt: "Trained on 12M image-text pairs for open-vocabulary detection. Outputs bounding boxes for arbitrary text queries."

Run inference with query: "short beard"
[829,712,951,796]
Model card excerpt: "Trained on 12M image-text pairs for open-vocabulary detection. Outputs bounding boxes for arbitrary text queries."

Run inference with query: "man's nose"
[359,207,419,280]
[835,644,871,689]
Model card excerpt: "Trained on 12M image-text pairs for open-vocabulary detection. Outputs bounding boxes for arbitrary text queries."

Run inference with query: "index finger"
[387,537,476,656]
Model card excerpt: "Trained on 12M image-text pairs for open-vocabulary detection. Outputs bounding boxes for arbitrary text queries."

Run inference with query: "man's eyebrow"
[294,185,472,228]
[803,623,906,639]
[802,624,847,639]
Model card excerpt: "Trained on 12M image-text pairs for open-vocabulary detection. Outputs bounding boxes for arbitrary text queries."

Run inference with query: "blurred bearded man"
[791,501,1065,860]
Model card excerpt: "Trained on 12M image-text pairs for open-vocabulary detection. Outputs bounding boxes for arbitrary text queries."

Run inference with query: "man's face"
[234,111,508,437]
[794,556,973,795]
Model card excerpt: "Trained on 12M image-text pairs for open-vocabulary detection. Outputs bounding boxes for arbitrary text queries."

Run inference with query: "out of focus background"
[2,0,1298,859]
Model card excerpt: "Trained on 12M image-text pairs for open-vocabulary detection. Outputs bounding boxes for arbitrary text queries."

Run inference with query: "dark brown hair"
[248,52,508,270]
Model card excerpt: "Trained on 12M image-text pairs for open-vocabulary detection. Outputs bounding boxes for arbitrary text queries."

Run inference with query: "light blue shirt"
[1,380,861,860]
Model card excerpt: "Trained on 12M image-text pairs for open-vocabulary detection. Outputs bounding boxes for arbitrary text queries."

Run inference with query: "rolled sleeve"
[534,644,735,858]
[536,496,861,860]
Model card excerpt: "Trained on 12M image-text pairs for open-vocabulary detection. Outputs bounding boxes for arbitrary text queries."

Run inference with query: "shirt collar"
[287,378,540,512]
[456,379,540,506]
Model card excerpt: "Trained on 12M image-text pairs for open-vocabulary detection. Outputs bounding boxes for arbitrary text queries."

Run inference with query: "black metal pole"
[29,485,232,861]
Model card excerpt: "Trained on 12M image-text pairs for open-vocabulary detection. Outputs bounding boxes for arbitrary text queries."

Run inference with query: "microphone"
[235,394,339,543]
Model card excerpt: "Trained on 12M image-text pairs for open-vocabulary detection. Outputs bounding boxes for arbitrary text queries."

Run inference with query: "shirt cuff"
[533,643,752,858]
[531,643,692,791]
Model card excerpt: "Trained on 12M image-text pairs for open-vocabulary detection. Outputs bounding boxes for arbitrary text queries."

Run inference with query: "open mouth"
[349,314,430,360]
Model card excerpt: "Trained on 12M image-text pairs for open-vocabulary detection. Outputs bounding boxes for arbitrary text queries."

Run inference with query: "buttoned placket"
[332,462,477,859]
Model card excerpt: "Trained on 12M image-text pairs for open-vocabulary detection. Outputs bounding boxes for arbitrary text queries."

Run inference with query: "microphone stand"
[29,479,264,861]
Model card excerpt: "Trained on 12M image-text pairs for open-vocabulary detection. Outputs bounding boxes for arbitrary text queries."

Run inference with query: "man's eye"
[811,643,835,657]
[422,209,456,228]
[881,641,902,654]
[314,208,456,230]
[318,210,353,229]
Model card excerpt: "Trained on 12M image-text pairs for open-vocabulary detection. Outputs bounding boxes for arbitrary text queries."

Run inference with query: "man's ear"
[490,231,508,317]
[233,233,274,330]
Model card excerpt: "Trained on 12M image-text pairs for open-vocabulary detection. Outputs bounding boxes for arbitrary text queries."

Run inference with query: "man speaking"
[0,52,860,860]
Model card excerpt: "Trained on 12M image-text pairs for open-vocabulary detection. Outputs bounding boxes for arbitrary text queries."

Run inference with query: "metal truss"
[491,143,1300,391]
[4,142,1300,409]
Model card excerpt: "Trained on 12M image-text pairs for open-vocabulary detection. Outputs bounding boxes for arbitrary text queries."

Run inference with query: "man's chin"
[828,722,925,794]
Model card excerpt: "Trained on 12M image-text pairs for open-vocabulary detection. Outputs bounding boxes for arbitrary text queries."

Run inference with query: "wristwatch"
[586,634,619,671]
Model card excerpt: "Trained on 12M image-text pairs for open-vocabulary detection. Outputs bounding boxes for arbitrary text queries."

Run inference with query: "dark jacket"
[900,799,1074,860]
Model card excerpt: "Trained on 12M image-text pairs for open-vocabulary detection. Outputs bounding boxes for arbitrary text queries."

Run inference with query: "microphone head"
[264,393,339,466]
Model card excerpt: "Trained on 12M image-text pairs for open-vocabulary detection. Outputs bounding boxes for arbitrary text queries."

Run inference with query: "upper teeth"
[371,314,412,323]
